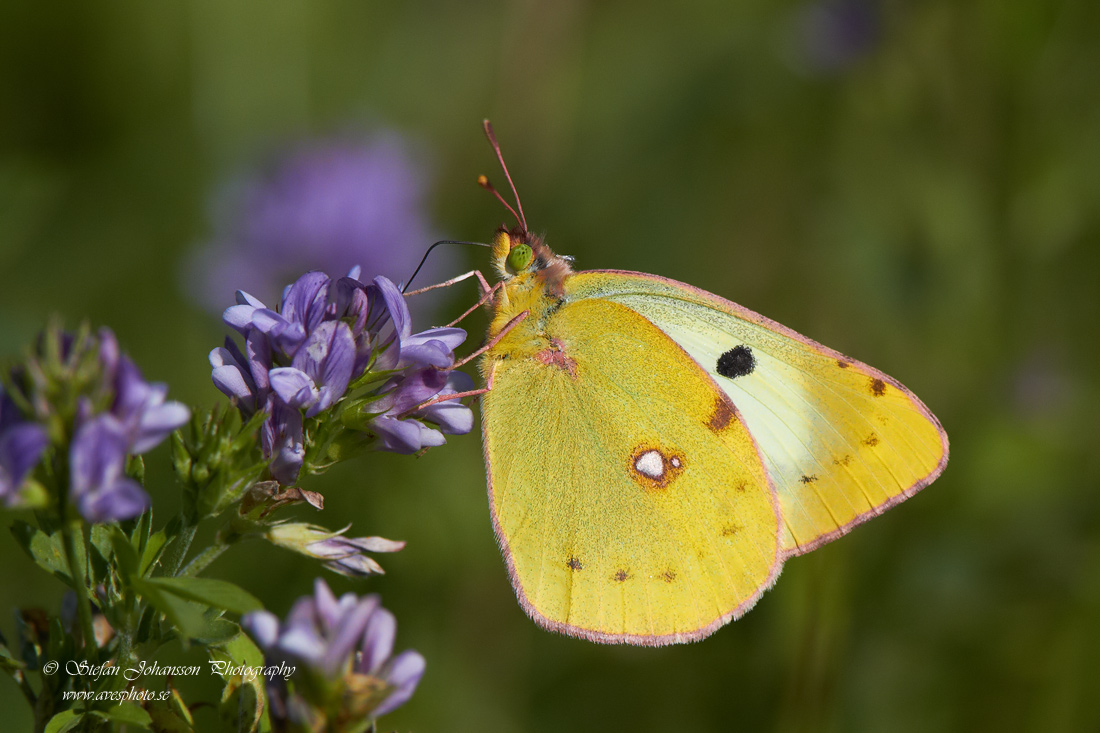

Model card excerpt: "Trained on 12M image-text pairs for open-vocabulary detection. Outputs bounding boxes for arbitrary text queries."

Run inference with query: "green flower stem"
[179,540,231,577]
[61,522,97,663]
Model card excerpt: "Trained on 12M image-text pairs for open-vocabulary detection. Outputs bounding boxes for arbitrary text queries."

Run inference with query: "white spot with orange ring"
[635,450,666,479]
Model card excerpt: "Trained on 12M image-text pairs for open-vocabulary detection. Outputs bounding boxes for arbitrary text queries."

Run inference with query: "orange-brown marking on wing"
[707,396,735,432]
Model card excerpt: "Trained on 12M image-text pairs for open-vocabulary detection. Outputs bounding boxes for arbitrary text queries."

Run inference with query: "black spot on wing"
[799,474,818,484]
[566,556,583,571]
[717,345,755,379]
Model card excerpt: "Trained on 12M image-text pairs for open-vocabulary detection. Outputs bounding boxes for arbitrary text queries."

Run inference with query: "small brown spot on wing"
[720,523,742,537]
[799,474,818,484]
[661,569,677,583]
[870,378,887,397]
[613,569,631,582]
[837,360,851,369]
[735,481,747,493]
[863,432,880,447]
[833,455,853,467]
[707,396,735,432]
[566,556,583,571]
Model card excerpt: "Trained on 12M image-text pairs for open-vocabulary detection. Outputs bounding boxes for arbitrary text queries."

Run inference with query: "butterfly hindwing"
[565,271,949,557]
[482,296,781,644]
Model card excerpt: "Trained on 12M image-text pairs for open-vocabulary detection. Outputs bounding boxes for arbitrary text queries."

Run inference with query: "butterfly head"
[491,225,573,287]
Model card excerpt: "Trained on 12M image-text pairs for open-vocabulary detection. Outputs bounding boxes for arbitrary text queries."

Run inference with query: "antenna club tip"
[477,174,490,187]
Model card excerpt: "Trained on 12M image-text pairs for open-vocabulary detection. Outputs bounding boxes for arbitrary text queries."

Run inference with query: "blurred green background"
[2,1,1098,731]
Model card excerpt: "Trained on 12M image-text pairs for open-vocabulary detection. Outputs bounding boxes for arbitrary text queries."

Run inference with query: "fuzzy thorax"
[484,227,574,363]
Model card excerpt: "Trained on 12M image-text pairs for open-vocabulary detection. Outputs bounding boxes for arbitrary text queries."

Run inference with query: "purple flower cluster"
[1,329,190,522]
[244,579,425,724]
[211,269,473,485]
[186,133,445,315]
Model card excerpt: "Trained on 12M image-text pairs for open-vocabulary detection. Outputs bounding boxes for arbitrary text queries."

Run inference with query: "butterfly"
[469,122,949,646]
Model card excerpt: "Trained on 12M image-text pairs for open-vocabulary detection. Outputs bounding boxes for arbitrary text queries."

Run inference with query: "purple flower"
[69,416,149,523]
[368,370,475,454]
[213,269,475,484]
[0,390,49,508]
[265,523,405,577]
[269,321,356,418]
[185,133,446,314]
[243,579,425,724]
[110,356,191,453]
[262,399,305,486]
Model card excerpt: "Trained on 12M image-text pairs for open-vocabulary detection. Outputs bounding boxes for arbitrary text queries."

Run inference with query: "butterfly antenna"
[477,175,523,229]
[402,240,491,293]
[482,119,527,233]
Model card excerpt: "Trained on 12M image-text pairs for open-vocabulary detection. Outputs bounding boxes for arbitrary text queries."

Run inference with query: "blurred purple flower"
[70,415,149,523]
[790,0,878,75]
[212,270,474,484]
[1,328,188,521]
[186,133,446,313]
[110,356,192,454]
[243,579,426,725]
[0,390,49,508]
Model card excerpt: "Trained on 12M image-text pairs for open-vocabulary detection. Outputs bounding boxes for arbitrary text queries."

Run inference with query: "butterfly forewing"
[566,271,949,557]
[482,297,781,644]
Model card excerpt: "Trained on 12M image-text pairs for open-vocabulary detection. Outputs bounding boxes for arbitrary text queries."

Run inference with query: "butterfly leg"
[404,269,492,298]
[401,309,529,414]
[448,309,529,370]
[404,270,502,328]
[399,386,492,417]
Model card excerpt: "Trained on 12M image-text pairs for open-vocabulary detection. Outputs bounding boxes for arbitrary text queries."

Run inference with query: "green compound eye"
[506,243,533,272]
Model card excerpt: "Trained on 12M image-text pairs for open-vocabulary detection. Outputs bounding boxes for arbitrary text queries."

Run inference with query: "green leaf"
[140,577,262,615]
[139,530,168,577]
[43,710,82,733]
[109,525,140,581]
[132,578,206,641]
[210,633,268,733]
[194,616,240,646]
[130,507,152,554]
[10,520,73,586]
[90,524,113,560]
[88,525,112,584]
[101,702,153,728]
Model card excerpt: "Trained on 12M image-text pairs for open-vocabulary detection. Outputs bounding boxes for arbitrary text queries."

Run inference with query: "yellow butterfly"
[470,122,948,646]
